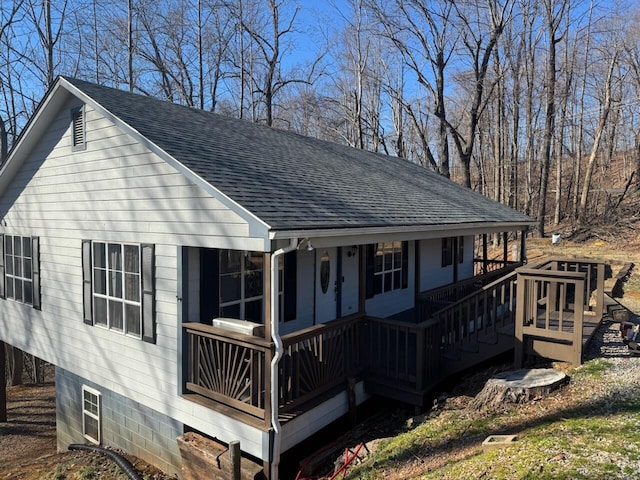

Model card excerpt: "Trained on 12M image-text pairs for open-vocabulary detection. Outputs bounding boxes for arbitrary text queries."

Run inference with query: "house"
[0,76,536,479]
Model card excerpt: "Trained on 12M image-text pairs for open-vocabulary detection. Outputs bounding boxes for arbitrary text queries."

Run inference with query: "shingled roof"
[63,77,532,232]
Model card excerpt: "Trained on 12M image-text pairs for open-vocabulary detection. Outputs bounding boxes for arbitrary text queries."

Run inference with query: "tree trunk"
[470,368,568,412]
[578,53,617,224]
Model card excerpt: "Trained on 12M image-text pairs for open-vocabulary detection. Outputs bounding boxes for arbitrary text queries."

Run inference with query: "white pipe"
[270,237,299,480]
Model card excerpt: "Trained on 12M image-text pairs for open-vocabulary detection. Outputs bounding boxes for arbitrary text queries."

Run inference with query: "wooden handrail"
[183,322,272,349]
[514,258,605,366]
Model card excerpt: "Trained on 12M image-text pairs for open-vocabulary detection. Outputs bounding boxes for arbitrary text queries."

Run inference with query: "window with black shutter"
[1,235,41,309]
[82,240,156,343]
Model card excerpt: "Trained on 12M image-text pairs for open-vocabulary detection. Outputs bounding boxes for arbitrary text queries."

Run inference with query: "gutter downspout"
[270,237,299,480]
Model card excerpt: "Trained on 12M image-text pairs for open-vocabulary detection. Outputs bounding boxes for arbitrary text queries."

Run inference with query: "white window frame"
[219,250,265,322]
[373,241,403,294]
[82,385,101,444]
[92,242,142,338]
[5,235,33,305]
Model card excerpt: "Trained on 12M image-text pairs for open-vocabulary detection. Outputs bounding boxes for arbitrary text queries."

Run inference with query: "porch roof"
[62,77,533,232]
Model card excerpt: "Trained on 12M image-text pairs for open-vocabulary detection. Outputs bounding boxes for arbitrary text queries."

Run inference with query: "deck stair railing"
[514,258,605,366]
[417,262,522,321]
[433,271,518,358]
[365,270,519,399]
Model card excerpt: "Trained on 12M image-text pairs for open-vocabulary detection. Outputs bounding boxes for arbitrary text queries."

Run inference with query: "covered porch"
[180,254,607,428]
[178,230,529,427]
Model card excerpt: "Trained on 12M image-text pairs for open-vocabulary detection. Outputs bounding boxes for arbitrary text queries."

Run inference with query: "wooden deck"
[515,258,606,366]
[182,259,607,426]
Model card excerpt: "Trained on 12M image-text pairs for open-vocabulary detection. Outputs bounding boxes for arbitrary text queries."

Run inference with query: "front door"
[315,247,337,323]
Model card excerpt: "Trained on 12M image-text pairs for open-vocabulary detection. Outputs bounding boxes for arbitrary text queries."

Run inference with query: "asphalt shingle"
[64,77,533,231]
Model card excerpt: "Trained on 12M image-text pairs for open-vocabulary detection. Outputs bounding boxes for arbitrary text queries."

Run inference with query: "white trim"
[269,222,534,242]
[91,241,142,338]
[81,385,101,445]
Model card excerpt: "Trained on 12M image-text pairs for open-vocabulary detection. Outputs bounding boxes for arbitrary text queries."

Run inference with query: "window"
[82,386,101,444]
[71,106,86,150]
[219,250,264,323]
[1,235,41,309]
[366,241,408,298]
[208,249,296,325]
[82,240,155,343]
[442,237,464,267]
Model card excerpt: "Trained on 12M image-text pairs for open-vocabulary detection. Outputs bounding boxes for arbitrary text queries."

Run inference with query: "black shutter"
[458,236,464,264]
[283,250,297,322]
[199,248,219,324]
[32,237,41,310]
[365,244,375,299]
[82,240,93,325]
[401,241,409,289]
[0,234,4,299]
[141,244,156,344]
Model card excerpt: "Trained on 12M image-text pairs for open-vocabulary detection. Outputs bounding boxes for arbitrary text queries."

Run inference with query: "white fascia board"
[0,82,71,195]
[269,221,536,247]
[58,78,272,239]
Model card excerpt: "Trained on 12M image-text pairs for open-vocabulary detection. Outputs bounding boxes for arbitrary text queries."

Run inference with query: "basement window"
[71,106,86,150]
[82,385,101,444]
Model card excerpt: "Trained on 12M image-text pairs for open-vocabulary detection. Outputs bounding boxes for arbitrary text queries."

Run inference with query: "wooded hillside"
[0,0,638,235]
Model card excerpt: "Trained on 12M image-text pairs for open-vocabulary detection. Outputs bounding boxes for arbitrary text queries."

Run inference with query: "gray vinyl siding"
[0,98,269,461]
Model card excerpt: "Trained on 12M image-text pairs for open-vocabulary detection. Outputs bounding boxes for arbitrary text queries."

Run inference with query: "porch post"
[358,245,366,315]
[482,234,488,275]
[520,229,527,263]
[263,252,273,429]
[414,240,420,303]
[503,232,508,267]
[0,341,6,422]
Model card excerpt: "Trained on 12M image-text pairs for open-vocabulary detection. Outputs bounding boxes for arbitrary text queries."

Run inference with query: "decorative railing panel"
[183,323,271,421]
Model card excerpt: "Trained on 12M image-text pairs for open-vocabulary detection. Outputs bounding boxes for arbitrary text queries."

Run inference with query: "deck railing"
[183,322,272,425]
[474,258,522,276]
[363,316,440,393]
[417,262,522,322]
[434,271,518,354]
[183,257,605,420]
[279,314,364,413]
[183,314,365,423]
[514,258,605,366]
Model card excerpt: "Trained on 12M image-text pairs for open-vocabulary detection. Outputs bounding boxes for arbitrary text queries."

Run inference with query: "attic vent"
[71,106,85,150]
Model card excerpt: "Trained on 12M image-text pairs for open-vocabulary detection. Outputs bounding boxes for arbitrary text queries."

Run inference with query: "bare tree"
[0,0,25,164]
[577,50,620,223]
[27,0,68,87]
[368,0,456,176]
[536,0,567,237]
